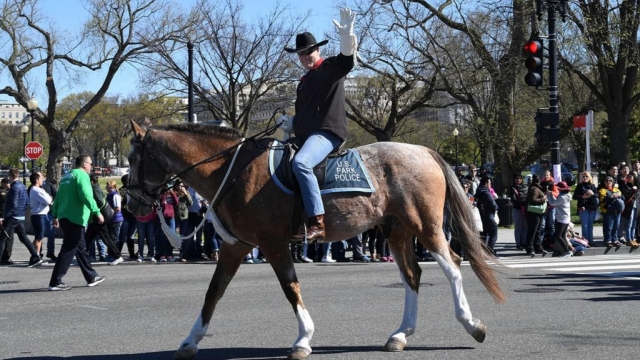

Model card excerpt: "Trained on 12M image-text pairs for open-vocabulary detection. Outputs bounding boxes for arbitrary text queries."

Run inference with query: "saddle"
[268,138,375,241]
[269,138,374,196]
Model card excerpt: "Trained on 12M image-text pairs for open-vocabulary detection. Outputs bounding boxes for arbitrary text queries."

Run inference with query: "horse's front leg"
[260,241,315,360]
[173,241,253,360]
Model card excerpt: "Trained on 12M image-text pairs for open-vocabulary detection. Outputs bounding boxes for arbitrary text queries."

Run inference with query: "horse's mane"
[155,123,242,141]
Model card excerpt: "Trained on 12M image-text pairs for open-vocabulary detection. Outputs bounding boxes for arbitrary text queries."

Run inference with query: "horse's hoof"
[288,347,311,360]
[384,339,406,352]
[173,344,198,360]
[471,322,486,343]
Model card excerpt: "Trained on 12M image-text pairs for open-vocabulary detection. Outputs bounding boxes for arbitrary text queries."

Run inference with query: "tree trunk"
[44,127,68,185]
[607,107,631,165]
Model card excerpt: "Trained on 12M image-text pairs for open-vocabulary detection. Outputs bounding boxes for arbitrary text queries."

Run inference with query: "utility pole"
[528,0,568,183]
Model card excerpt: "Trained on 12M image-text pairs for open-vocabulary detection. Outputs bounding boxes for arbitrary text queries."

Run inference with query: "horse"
[125,120,506,360]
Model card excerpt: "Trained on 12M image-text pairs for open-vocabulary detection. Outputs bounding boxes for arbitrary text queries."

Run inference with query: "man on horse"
[278,8,357,242]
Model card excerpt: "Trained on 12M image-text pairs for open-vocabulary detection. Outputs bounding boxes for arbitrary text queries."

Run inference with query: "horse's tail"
[429,149,506,304]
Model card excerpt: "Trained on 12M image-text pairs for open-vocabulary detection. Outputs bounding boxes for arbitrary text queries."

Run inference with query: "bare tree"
[349,0,441,142]
[0,0,199,182]
[390,0,532,192]
[561,0,640,164]
[139,0,309,134]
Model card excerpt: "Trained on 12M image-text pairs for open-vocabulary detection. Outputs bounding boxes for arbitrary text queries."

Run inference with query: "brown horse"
[126,120,505,360]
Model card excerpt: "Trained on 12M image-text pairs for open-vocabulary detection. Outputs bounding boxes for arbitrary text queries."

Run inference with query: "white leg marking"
[389,274,418,344]
[431,252,477,334]
[180,314,209,353]
[292,304,315,353]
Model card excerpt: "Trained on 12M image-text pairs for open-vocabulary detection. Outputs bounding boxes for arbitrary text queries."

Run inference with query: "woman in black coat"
[572,171,599,246]
[524,175,548,257]
[474,176,498,256]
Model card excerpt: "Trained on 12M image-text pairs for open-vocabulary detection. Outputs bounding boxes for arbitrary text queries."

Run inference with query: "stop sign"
[25,141,44,160]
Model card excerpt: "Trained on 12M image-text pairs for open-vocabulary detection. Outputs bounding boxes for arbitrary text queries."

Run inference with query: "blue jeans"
[137,220,156,258]
[292,131,342,216]
[157,217,175,257]
[512,208,528,247]
[602,212,620,243]
[539,208,556,243]
[579,209,596,244]
[118,217,137,253]
[620,207,637,241]
[46,212,56,255]
[111,221,123,244]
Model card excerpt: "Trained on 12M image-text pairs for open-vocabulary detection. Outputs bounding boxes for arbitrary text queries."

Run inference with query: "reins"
[132,110,286,246]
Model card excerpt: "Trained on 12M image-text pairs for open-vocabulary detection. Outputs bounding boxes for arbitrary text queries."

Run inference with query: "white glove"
[333,8,357,58]
[276,114,295,134]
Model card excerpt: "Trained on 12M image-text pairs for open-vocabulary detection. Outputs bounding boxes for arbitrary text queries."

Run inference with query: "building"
[0,100,29,125]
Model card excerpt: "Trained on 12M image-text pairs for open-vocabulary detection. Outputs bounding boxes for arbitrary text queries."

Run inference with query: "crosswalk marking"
[494,254,640,278]
[505,258,640,268]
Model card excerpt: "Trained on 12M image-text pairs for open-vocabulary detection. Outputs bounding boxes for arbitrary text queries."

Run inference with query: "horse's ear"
[130,118,146,140]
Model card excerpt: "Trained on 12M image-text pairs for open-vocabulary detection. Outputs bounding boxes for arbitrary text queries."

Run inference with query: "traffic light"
[524,35,544,87]
[535,110,559,144]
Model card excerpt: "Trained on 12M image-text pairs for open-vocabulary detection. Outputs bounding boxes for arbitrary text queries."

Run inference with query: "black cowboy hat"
[284,32,328,53]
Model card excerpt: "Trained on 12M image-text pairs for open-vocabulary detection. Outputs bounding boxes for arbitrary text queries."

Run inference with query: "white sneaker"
[322,256,336,263]
[137,256,143,263]
[108,257,124,266]
[560,252,573,258]
[300,256,314,263]
[150,256,157,263]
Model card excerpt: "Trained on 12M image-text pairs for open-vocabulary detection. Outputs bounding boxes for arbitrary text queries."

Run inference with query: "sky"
[0,0,344,102]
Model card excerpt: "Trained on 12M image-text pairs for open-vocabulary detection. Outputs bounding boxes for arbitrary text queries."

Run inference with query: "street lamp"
[453,127,459,166]
[21,125,29,185]
[26,98,38,172]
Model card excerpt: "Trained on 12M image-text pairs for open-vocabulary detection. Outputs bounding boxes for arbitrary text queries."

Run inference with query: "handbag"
[100,202,114,223]
[472,206,483,232]
[527,202,547,214]
[494,211,500,225]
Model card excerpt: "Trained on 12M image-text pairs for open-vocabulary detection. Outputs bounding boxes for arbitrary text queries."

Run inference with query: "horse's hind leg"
[383,223,421,352]
[431,247,486,343]
[173,241,253,360]
[259,242,315,360]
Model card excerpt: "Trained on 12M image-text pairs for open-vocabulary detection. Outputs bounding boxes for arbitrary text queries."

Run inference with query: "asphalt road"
[2,227,640,360]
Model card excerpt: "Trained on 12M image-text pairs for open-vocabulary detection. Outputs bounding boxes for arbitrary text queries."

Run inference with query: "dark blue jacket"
[4,180,29,219]
[475,185,497,219]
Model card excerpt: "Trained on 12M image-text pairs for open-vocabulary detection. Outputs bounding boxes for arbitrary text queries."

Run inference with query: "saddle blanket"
[268,140,375,196]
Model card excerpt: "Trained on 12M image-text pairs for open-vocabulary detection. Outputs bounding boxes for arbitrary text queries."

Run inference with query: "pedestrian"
[547,181,574,257]
[84,174,123,265]
[0,177,10,264]
[41,176,58,261]
[0,168,43,267]
[524,174,548,257]
[278,7,357,242]
[474,176,498,256]
[117,174,138,260]
[508,173,528,250]
[28,172,53,259]
[48,155,105,290]
[599,176,624,249]
[573,171,599,246]
[174,179,192,262]
[157,186,179,262]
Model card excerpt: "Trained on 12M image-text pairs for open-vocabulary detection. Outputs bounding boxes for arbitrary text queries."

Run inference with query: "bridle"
[126,118,284,209]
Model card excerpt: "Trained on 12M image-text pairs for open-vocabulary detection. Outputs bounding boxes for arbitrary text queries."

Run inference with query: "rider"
[277,8,357,242]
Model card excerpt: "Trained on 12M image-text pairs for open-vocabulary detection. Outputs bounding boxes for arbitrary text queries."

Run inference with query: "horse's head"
[126,119,172,216]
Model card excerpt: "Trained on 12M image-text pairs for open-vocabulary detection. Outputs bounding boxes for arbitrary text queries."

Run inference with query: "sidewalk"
[495,225,610,258]
[0,225,629,267]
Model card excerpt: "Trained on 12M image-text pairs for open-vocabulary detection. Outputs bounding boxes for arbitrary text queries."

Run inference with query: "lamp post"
[26,98,38,172]
[21,125,29,185]
[453,127,459,167]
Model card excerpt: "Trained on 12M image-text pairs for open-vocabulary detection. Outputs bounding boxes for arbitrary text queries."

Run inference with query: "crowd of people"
[4,157,640,285]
